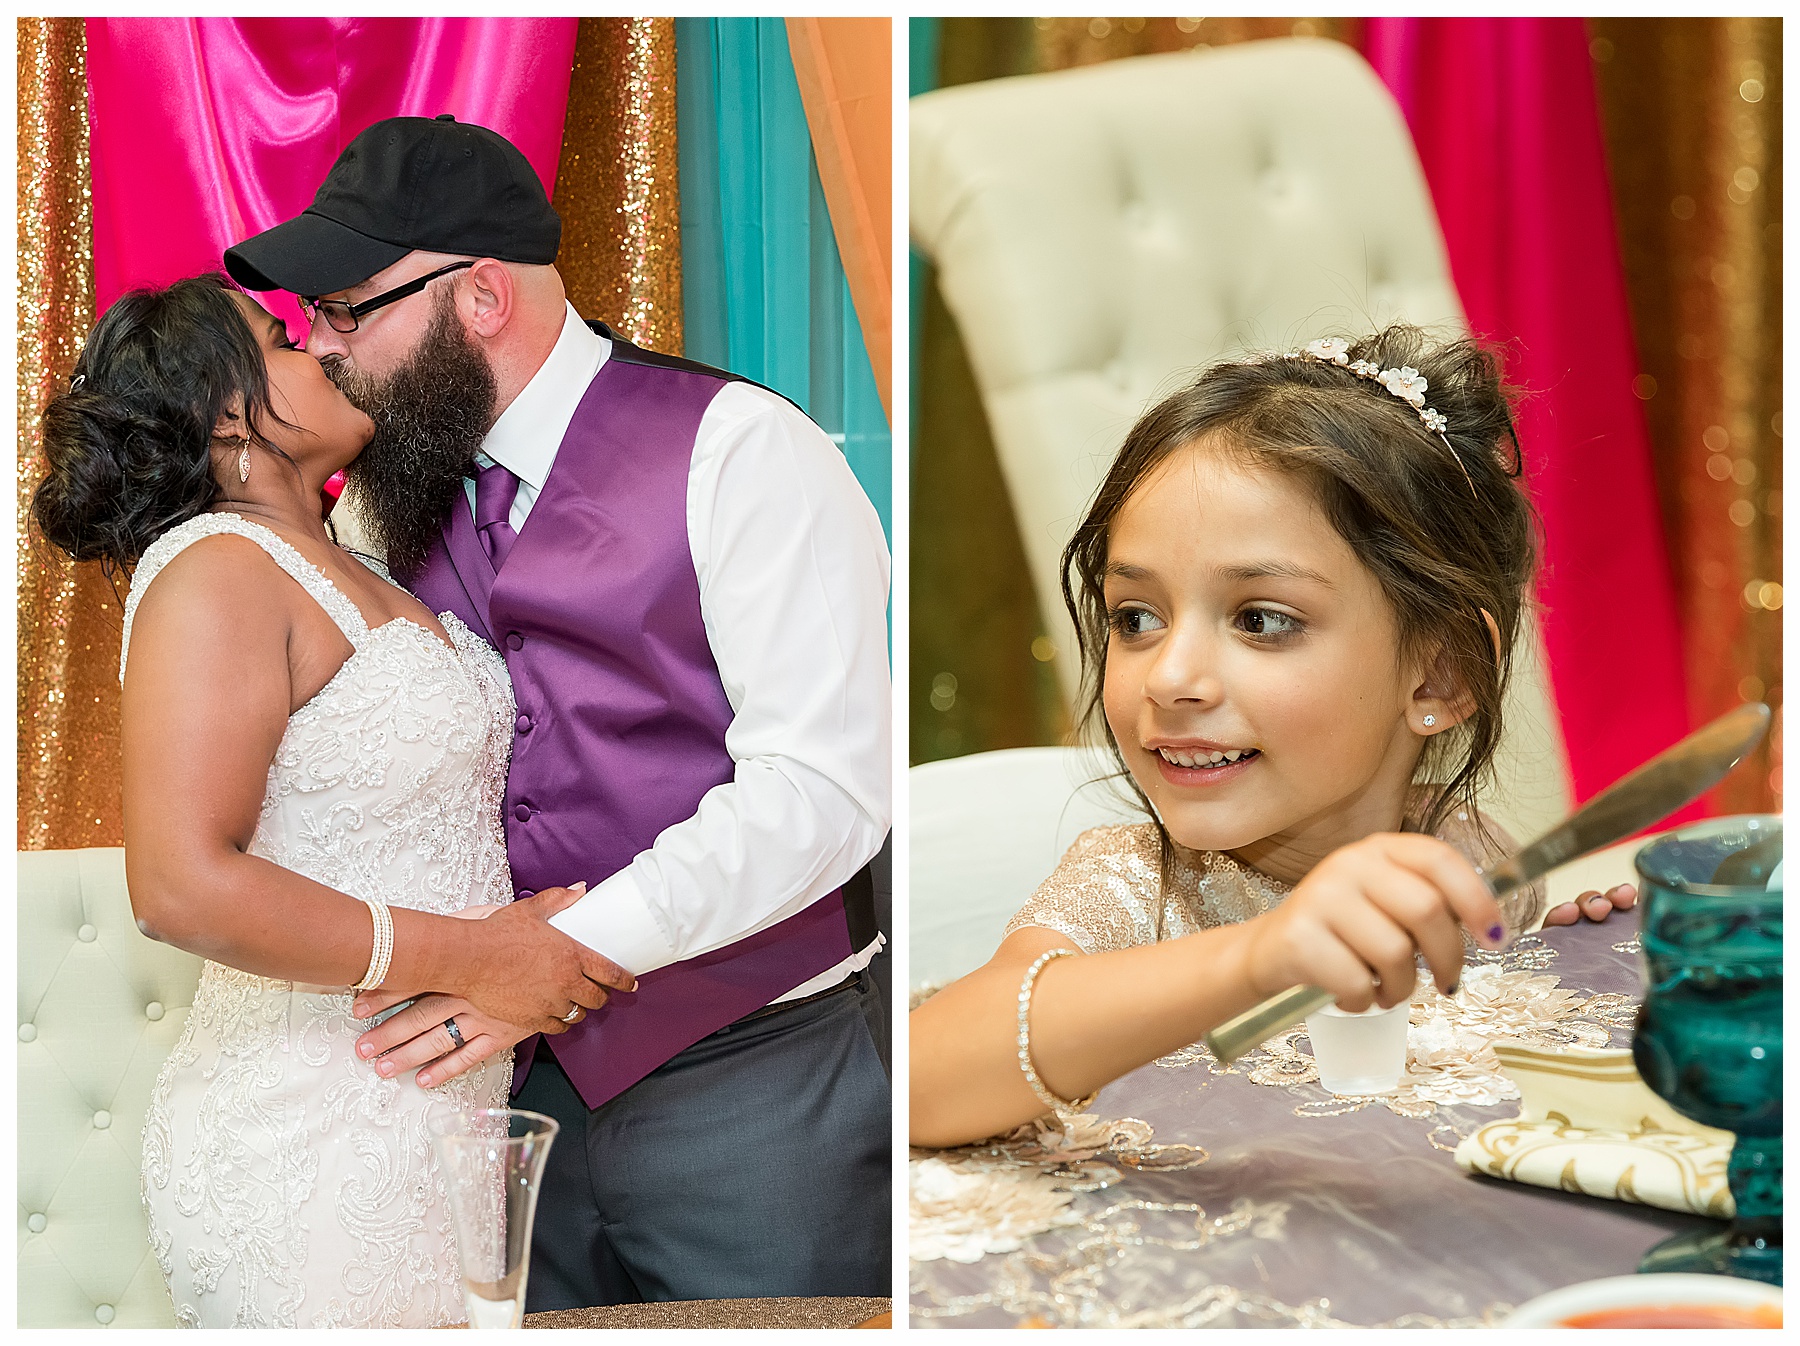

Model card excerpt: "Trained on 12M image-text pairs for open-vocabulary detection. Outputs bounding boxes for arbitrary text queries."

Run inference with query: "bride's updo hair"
[33,272,285,569]
[1063,322,1539,850]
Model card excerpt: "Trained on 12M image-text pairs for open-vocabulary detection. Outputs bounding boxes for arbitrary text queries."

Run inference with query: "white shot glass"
[1305,1000,1410,1095]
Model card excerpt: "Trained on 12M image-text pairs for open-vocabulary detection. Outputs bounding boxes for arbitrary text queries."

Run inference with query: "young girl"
[910,325,1635,1148]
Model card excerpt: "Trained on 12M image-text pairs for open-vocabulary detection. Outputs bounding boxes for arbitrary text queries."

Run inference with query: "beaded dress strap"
[120,513,371,686]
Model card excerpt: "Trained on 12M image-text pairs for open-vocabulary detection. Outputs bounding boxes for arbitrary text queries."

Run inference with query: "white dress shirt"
[465,304,890,1002]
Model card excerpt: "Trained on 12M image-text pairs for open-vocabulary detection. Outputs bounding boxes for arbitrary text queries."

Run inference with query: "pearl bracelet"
[353,897,394,991]
[1016,948,1098,1120]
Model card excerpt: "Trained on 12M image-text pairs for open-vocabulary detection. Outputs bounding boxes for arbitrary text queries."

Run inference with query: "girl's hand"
[1241,833,1507,1011]
[1543,884,1637,926]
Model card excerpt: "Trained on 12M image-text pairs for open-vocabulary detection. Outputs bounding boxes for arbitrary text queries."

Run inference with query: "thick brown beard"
[330,291,498,578]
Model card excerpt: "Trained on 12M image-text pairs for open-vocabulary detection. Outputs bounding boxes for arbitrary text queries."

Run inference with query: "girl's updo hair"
[33,272,283,570]
[1062,322,1539,843]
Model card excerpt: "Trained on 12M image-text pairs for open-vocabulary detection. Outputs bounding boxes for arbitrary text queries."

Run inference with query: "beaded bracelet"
[353,897,394,991]
[1016,948,1098,1120]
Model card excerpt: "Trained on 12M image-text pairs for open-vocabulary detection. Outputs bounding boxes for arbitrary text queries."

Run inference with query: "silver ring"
[443,1017,465,1050]
[560,1004,583,1024]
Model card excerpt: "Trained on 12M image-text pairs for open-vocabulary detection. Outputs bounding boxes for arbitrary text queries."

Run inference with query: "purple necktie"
[473,461,521,569]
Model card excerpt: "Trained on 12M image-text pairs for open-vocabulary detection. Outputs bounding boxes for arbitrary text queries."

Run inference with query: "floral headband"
[1283,337,1476,497]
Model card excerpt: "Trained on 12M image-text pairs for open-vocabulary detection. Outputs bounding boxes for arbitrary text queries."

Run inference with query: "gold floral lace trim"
[910,1111,1506,1328]
[1155,937,1638,1150]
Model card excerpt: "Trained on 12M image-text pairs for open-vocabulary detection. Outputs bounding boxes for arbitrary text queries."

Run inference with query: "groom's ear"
[461,259,514,340]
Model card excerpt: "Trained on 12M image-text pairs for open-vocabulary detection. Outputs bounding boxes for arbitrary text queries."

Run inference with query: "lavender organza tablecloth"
[910,918,1717,1328]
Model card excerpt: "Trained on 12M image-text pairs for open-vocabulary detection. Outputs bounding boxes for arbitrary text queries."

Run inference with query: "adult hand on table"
[354,883,634,1036]
[1542,883,1638,927]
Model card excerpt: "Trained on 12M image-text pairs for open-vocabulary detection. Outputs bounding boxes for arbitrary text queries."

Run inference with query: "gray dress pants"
[514,970,890,1310]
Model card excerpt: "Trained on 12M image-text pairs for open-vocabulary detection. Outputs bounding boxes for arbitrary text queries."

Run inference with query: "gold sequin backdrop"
[16,17,683,849]
[913,17,1781,819]
[1588,17,1782,813]
[17,18,119,851]
[555,17,682,352]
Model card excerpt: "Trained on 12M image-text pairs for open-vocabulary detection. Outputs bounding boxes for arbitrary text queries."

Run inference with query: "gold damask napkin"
[1453,1044,1735,1218]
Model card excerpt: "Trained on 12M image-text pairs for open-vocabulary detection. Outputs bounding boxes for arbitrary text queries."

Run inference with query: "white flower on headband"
[1378,366,1429,407]
[1278,340,1476,497]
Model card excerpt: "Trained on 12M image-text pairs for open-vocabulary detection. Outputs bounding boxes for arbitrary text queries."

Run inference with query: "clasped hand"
[1242,834,1635,1012]
[352,883,634,1087]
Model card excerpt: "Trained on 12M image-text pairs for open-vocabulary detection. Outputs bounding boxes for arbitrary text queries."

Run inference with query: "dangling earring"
[237,436,252,484]
[1422,714,1437,728]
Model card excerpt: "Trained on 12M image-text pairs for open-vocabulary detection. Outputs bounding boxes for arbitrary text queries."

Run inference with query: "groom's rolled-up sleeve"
[546,382,891,973]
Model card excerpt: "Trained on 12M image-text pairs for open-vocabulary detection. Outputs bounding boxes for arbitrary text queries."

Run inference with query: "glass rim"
[1633,813,1782,899]
[424,1102,560,1140]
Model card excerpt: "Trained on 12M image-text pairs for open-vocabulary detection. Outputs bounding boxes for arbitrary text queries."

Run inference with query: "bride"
[32,274,634,1328]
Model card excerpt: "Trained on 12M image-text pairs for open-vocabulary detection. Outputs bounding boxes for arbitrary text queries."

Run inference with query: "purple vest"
[403,334,855,1109]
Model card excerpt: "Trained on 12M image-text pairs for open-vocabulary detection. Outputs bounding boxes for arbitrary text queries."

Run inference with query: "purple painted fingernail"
[1487,924,1505,943]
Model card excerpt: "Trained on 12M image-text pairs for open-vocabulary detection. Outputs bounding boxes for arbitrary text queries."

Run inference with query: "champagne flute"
[428,1105,560,1328]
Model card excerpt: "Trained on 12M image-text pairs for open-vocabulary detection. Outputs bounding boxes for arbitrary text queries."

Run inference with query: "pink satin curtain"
[1364,18,1692,808]
[86,18,579,338]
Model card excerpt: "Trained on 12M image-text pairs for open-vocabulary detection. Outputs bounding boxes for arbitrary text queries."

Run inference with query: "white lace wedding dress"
[126,513,517,1328]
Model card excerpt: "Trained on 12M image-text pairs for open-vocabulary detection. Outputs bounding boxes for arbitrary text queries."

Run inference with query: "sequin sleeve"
[1002,825,1173,954]
[1430,804,1547,936]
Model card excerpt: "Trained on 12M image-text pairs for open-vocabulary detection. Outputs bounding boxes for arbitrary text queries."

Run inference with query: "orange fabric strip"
[785,18,891,421]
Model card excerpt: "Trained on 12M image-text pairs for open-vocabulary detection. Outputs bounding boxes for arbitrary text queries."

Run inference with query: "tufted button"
[513,804,532,824]
[26,1213,46,1233]
[145,1002,165,1021]
[93,1110,112,1130]
[77,923,97,942]
[505,632,524,651]
[95,1305,115,1325]
[18,1023,36,1043]
[515,713,532,734]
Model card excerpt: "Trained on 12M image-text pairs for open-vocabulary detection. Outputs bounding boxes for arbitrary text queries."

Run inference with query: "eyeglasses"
[298,259,475,334]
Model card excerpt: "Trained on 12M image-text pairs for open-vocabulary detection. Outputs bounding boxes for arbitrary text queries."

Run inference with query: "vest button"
[513,804,532,823]
[506,632,524,651]
[515,713,532,734]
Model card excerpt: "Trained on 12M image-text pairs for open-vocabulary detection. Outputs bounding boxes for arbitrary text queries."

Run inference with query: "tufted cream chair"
[911,746,1144,992]
[18,848,197,1328]
[911,37,1572,841]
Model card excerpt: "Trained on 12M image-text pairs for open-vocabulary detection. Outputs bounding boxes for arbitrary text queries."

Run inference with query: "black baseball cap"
[224,114,561,297]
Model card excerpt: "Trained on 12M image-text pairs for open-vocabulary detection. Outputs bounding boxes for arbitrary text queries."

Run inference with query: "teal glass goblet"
[1632,815,1781,1285]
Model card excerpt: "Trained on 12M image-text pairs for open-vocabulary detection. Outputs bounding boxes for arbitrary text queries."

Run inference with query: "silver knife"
[1202,701,1772,1065]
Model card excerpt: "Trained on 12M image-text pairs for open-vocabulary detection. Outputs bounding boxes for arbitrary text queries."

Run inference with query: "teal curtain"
[676,17,891,542]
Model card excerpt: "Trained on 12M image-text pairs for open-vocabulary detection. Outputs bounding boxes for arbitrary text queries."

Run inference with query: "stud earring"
[1422,714,1437,728]
[238,436,251,484]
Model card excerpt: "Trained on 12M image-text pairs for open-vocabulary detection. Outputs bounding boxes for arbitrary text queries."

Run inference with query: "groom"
[225,115,891,1307]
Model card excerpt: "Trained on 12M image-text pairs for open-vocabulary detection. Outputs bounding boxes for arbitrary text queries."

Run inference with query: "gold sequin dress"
[1005,802,1543,955]
[125,514,517,1328]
